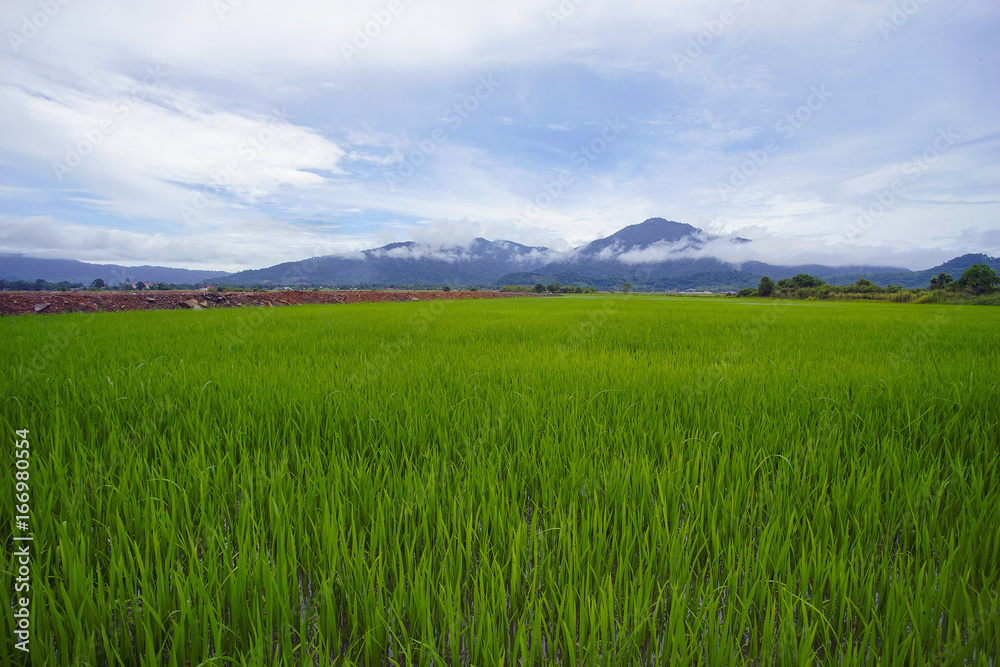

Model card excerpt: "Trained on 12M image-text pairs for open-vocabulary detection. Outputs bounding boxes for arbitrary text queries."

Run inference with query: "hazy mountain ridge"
[0,254,228,285]
[3,219,997,291]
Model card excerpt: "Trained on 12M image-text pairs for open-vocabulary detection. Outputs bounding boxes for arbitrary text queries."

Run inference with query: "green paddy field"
[2,295,998,665]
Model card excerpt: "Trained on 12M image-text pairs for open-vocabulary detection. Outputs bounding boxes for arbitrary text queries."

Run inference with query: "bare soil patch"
[0,289,536,316]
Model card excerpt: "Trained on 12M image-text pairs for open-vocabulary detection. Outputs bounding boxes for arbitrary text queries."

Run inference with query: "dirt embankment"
[0,289,536,316]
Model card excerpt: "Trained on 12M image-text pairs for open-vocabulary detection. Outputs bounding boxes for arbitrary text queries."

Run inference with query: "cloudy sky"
[1,0,997,271]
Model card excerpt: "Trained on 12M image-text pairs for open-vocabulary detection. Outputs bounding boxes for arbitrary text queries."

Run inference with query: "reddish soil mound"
[0,289,537,316]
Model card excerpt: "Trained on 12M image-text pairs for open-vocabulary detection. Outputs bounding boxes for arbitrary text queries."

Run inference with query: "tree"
[442,285,451,292]
[757,276,775,297]
[533,283,546,293]
[791,273,824,288]
[89,278,105,290]
[737,287,757,297]
[957,264,999,295]
[929,272,953,290]
[546,283,561,293]
[621,282,632,294]
[848,277,879,292]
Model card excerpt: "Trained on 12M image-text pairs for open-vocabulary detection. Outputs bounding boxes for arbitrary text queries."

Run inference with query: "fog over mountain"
[5,218,997,291]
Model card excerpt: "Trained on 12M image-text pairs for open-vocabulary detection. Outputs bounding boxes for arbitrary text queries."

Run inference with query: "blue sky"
[1,0,997,271]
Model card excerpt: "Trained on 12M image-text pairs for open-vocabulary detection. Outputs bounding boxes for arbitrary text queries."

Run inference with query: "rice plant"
[1,296,998,665]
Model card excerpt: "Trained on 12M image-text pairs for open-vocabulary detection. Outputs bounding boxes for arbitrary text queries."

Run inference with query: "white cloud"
[0,0,996,271]
[371,245,470,263]
[407,218,485,248]
[0,215,361,271]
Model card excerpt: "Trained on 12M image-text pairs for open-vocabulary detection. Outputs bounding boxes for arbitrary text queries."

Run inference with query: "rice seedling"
[1,296,997,665]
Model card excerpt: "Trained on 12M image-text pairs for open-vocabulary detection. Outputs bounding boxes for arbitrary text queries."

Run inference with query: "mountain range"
[0,255,227,286]
[3,218,998,291]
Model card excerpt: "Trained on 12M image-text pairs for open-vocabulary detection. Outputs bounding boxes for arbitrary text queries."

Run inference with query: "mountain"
[223,237,551,287]
[174,223,1000,291]
[579,218,699,255]
[0,255,229,285]
[529,218,911,288]
[823,253,1000,288]
[5,220,997,292]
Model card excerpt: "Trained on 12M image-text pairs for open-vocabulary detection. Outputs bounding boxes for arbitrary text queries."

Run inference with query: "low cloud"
[511,247,571,265]
[608,228,947,270]
[408,219,484,248]
[371,244,472,263]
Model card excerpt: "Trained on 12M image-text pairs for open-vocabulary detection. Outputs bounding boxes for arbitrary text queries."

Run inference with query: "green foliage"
[736,287,757,297]
[848,277,878,292]
[929,272,953,290]
[442,285,451,292]
[500,284,534,293]
[957,263,999,295]
[534,283,546,293]
[621,282,632,294]
[968,292,1000,306]
[757,275,775,297]
[2,298,998,664]
[791,273,825,288]
[90,278,105,290]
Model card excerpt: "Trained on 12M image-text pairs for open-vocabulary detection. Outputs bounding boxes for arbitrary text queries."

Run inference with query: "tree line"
[500,283,599,294]
[737,264,999,301]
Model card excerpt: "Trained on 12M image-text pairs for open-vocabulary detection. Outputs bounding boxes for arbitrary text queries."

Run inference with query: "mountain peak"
[583,218,699,255]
